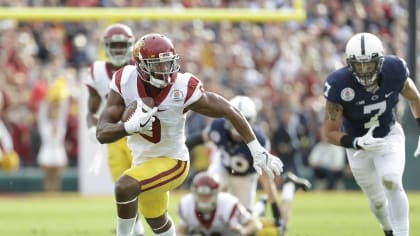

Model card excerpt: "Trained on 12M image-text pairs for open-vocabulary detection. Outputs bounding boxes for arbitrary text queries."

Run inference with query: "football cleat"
[283,172,312,191]
[383,230,393,236]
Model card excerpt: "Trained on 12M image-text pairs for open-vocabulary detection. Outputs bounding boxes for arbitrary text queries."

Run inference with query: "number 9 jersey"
[110,65,204,166]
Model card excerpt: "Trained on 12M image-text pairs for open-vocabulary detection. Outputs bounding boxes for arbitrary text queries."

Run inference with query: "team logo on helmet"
[340,88,355,101]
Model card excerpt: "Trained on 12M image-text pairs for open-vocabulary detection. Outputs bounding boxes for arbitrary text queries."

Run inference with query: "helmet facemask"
[137,52,180,88]
[193,188,218,213]
[104,40,133,67]
[347,56,384,93]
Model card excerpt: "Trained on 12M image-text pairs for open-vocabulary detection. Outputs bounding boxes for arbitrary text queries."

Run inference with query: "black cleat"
[283,172,312,191]
[384,230,393,236]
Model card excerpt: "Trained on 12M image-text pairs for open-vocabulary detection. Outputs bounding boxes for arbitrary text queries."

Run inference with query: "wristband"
[340,134,359,149]
[123,121,136,134]
[247,139,262,152]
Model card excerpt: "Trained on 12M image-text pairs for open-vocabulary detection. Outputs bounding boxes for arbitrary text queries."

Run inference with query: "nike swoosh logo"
[139,117,152,128]
[385,91,394,98]
[157,108,168,112]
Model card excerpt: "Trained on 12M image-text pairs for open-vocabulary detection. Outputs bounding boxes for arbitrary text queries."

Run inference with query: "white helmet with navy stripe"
[345,32,384,92]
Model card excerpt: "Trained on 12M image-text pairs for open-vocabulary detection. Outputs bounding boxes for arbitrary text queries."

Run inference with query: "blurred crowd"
[0,0,416,190]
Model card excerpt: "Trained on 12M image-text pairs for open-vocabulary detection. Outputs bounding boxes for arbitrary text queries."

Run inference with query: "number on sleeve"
[324,82,331,97]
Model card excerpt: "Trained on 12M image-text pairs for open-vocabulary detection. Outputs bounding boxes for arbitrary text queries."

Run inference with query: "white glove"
[124,101,158,135]
[247,139,283,179]
[87,126,98,142]
[414,135,420,158]
[354,125,386,151]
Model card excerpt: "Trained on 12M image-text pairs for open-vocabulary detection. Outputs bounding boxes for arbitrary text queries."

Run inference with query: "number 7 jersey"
[110,65,204,166]
[323,56,409,138]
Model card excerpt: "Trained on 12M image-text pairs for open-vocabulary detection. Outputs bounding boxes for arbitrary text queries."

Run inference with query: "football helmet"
[133,33,180,88]
[191,172,219,213]
[226,96,257,137]
[345,33,384,92]
[102,23,134,67]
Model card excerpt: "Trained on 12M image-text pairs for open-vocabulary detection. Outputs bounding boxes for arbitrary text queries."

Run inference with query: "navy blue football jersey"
[206,119,268,176]
[323,56,409,137]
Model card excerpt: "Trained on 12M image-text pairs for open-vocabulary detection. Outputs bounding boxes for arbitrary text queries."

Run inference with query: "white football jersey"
[177,192,252,236]
[110,65,204,165]
[84,61,116,115]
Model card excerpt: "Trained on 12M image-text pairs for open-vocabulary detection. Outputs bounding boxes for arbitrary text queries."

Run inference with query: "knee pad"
[382,173,402,191]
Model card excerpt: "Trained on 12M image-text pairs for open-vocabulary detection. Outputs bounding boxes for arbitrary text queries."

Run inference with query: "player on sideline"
[177,172,262,236]
[322,32,420,236]
[186,95,311,236]
[0,119,19,173]
[83,23,144,236]
[96,33,283,236]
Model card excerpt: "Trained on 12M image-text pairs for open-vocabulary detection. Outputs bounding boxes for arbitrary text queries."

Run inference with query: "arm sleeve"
[183,74,204,108]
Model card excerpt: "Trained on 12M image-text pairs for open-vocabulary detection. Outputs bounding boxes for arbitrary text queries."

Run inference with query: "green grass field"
[0,190,418,236]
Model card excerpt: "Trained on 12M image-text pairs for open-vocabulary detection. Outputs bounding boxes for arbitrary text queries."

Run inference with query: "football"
[121,97,155,122]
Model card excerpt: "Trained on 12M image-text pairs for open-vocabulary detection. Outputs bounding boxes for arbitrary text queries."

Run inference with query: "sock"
[116,216,137,236]
[253,195,267,217]
[133,217,145,236]
[271,202,283,226]
[154,217,175,236]
[385,186,409,236]
[281,182,295,201]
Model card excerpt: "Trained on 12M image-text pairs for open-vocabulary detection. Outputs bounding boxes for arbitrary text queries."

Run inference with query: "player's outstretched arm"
[96,90,127,143]
[188,92,256,142]
[400,79,420,157]
[188,92,283,178]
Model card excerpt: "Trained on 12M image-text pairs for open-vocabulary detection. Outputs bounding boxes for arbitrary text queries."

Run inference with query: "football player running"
[186,95,310,236]
[83,23,144,236]
[96,33,283,236]
[177,172,262,236]
[322,32,420,236]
